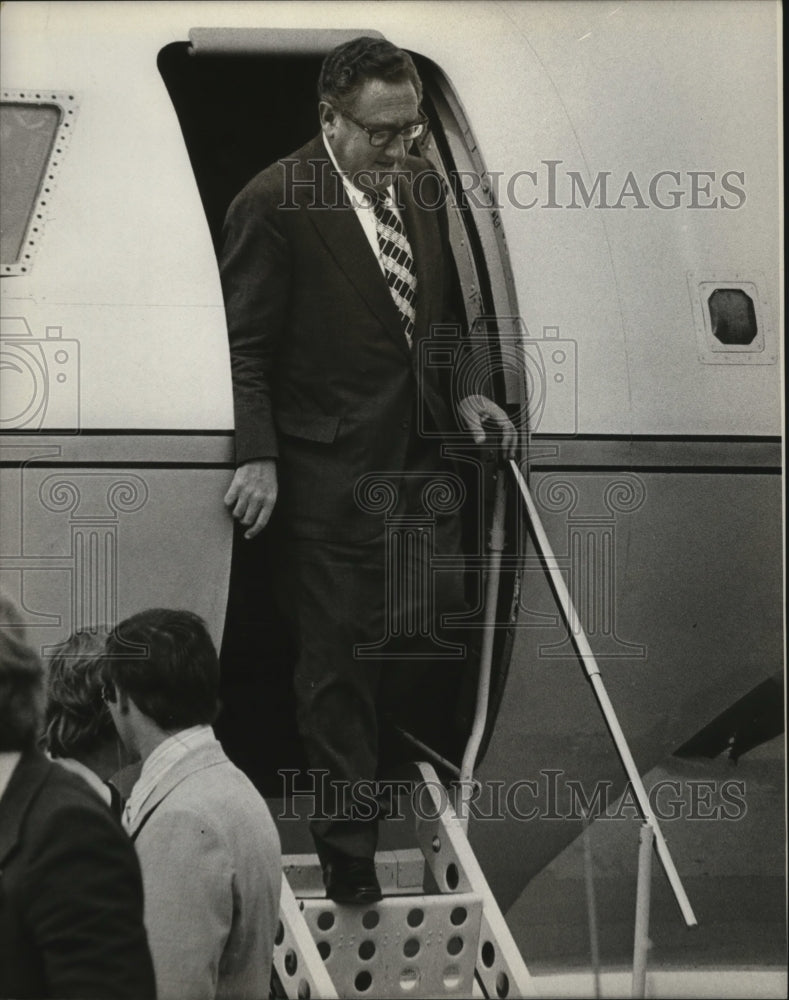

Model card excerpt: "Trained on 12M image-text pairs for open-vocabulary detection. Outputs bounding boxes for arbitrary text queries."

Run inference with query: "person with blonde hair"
[45,627,128,815]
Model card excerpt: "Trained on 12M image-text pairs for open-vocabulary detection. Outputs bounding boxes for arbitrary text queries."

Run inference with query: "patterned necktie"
[370,193,418,347]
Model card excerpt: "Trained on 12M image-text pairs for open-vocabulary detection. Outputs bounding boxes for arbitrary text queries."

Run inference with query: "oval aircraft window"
[158,30,526,791]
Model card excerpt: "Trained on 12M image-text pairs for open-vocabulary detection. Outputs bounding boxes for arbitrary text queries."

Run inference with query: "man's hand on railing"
[458,394,517,460]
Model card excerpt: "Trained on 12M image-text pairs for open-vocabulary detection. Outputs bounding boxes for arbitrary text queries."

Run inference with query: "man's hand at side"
[458,394,518,460]
[224,459,278,540]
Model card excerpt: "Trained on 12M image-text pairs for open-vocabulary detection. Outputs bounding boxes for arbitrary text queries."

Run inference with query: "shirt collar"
[124,724,214,831]
[0,751,21,802]
[322,133,395,208]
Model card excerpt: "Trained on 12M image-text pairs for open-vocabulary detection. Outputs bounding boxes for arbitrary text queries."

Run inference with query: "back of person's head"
[45,628,115,760]
[0,589,44,752]
[103,608,219,731]
[318,36,423,107]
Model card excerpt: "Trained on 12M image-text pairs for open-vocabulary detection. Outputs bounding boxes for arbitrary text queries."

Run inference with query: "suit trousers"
[271,438,469,863]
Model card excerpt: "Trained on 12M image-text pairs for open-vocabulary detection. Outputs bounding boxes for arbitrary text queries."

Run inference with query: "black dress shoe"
[324,857,383,904]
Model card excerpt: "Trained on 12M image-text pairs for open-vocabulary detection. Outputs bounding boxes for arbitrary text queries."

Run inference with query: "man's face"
[321,77,421,192]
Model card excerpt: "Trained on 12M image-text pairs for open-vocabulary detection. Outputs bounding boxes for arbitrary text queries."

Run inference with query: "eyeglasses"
[339,108,429,148]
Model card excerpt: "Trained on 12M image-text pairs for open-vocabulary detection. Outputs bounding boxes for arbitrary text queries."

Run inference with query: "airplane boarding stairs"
[271,762,539,999]
[270,462,699,998]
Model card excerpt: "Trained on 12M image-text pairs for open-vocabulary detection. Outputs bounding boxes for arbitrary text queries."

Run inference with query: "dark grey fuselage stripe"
[0,432,780,470]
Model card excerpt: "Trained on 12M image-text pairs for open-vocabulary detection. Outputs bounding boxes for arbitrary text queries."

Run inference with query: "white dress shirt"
[0,751,21,802]
[323,133,404,278]
[123,724,214,832]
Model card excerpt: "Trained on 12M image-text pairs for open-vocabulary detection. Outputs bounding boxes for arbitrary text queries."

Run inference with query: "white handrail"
[457,470,507,830]
[508,459,697,928]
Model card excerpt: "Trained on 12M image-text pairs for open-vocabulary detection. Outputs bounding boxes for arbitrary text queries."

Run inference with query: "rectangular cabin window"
[0,93,77,275]
[688,272,776,365]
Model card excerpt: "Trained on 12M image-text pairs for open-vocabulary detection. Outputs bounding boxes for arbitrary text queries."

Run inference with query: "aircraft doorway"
[157,30,525,796]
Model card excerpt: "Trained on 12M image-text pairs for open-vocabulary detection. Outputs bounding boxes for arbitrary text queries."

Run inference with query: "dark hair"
[0,590,44,752]
[45,628,115,759]
[103,609,219,731]
[318,36,422,107]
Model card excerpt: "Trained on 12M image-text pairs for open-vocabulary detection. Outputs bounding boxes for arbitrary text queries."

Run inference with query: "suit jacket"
[0,749,155,1000]
[221,134,465,541]
[127,738,281,1000]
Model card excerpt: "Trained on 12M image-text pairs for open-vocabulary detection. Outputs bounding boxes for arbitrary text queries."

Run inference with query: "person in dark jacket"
[0,590,156,1000]
[220,35,516,902]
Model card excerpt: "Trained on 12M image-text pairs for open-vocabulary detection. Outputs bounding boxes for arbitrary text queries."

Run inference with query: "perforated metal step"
[302,892,482,997]
[272,763,537,999]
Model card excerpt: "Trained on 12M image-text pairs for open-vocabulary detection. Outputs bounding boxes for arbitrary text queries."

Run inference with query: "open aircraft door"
[1,23,528,771]
[155,27,532,791]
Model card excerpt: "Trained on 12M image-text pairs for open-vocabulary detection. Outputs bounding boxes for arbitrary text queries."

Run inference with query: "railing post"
[632,821,655,998]
[582,810,602,999]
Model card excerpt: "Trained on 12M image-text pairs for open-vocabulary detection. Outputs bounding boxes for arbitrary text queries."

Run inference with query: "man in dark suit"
[221,37,515,902]
[0,591,155,1000]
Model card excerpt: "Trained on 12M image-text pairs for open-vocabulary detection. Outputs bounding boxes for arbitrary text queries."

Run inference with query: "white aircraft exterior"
[0,3,783,997]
